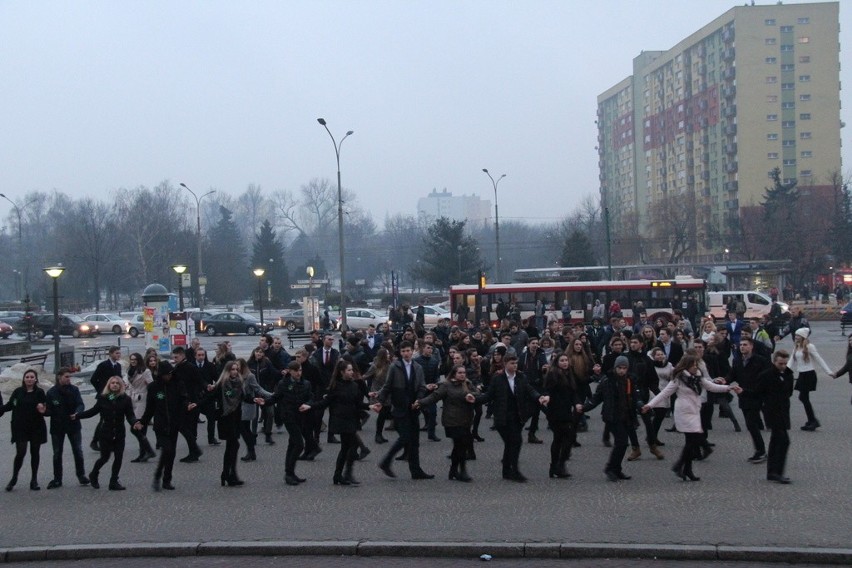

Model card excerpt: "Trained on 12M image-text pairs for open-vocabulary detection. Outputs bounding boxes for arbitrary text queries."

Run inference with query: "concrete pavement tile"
[357,541,525,558]
[717,546,852,565]
[560,543,718,560]
[198,541,359,556]
[524,543,561,558]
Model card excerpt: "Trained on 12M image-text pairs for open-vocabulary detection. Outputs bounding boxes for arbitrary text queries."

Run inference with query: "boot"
[5,474,17,492]
[448,459,459,481]
[89,471,100,489]
[108,479,126,491]
[265,434,275,445]
[240,448,257,462]
[527,433,543,444]
[343,464,360,485]
[649,444,664,460]
[456,462,472,482]
[549,463,571,479]
[602,434,612,448]
[627,446,642,461]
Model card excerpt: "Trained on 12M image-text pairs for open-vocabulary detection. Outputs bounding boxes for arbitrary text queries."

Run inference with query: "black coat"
[377,359,428,419]
[311,380,369,434]
[77,394,137,443]
[755,365,795,430]
[45,383,85,435]
[626,349,659,399]
[542,369,581,423]
[655,340,684,365]
[91,359,122,397]
[173,360,206,404]
[140,378,188,436]
[476,371,542,427]
[202,379,255,441]
[310,348,339,392]
[728,354,770,410]
[1,387,47,444]
[269,375,313,422]
[582,370,644,426]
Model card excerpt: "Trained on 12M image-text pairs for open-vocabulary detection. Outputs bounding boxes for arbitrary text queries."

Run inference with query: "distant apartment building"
[417,188,492,227]
[597,1,841,262]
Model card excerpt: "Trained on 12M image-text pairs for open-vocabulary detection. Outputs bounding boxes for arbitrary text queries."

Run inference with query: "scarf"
[680,372,703,395]
[221,378,243,417]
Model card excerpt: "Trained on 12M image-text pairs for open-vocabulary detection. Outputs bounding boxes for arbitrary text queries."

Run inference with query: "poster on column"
[170,312,188,347]
[144,305,172,355]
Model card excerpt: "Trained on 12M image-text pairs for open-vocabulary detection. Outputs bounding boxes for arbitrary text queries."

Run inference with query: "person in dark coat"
[2,369,47,491]
[728,338,770,463]
[248,346,278,446]
[136,361,195,491]
[266,361,313,485]
[415,364,478,482]
[301,360,370,485]
[88,346,122,451]
[309,334,340,445]
[75,376,138,490]
[518,338,548,444]
[171,347,204,463]
[829,335,852,405]
[190,347,220,446]
[755,350,795,484]
[542,353,583,479]
[296,349,323,460]
[475,355,549,482]
[45,367,88,489]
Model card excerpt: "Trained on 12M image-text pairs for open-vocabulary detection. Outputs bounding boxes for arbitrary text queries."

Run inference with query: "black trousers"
[605,420,629,474]
[335,432,358,476]
[767,427,790,477]
[798,390,817,423]
[12,440,41,482]
[651,408,667,443]
[549,420,576,467]
[284,420,305,475]
[422,404,437,436]
[528,406,541,435]
[222,437,239,478]
[240,420,256,452]
[131,425,155,457]
[91,438,125,482]
[742,408,766,455]
[677,432,703,475]
[154,431,179,483]
[179,408,202,457]
[381,413,422,475]
[496,417,523,475]
[301,412,319,455]
[51,431,85,481]
[450,431,474,471]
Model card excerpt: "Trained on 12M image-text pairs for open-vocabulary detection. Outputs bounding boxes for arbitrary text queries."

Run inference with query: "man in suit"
[364,324,384,361]
[191,347,220,445]
[755,350,795,484]
[171,347,204,463]
[655,328,683,366]
[517,338,548,444]
[729,337,771,463]
[475,355,549,482]
[309,333,339,445]
[89,346,123,451]
[374,340,435,480]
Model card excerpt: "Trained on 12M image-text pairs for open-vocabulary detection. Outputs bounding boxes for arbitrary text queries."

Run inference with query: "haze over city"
[1,0,850,226]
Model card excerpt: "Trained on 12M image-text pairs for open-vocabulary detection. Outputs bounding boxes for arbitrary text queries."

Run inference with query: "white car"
[336,308,388,331]
[421,304,450,327]
[82,313,138,337]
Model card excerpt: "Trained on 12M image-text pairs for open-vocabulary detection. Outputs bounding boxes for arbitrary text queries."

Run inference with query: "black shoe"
[428,435,441,442]
[265,435,276,445]
[89,473,100,489]
[615,471,632,480]
[90,441,100,452]
[78,475,90,485]
[357,447,371,460]
[285,474,301,486]
[108,481,126,491]
[47,480,62,489]
[375,434,388,444]
[5,476,16,492]
[473,435,485,442]
[573,441,582,448]
[29,481,40,491]
[161,481,175,490]
[527,434,543,444]
[179,455,200,463]
[733,422,742,432]
[332,474,351,486]
[209,438,221,446]
[395,453,409,461]
[767,474,791,484]
[327,435,340,444]
[240,452,257,462]
[379,462,396,478]
[604,469,619,482]
[748,453,767,463]
[130,456,144,463]
[507,471,527,483]
[801,422,817,431]
[653,440,665,447]
[411,470,435,480]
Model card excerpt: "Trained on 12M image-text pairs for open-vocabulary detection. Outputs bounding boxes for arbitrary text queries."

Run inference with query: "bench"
[18,353,48,367]
[286,332,316,350]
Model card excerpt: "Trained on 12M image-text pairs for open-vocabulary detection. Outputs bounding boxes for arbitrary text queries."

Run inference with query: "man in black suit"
[729,337,771,463]
[755,350,795,483]
[309,333,339,445]
[171,347,204,462]
[364,324,384,361]
[655,328,683,366]
[89,346,123,451]
[191,347,219,445]
[475,355,549,482]
[374,340,434,480]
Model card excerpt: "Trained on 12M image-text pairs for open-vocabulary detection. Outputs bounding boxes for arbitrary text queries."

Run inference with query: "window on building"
[801,170,812,177]
[799,55,811,63]
[781,44,794,52]
[768,153,779,159]
[781,83,795,90]
[784,178,797,185]
[782,140,796,147]
[766,76,777,83]
[767,114,778,121]
[800,150,813,158]
[797,17,810,24]
[781,64,795,71]
[782,102,795,109]
[799,94,811,101]
[800,113,811,120]
[765,18,776,25]
[780,26,794,33]
[799,75,811,82]
[799,37,810,44]
[767,133,779,140]
[766,38,777,45]
[783,159,796,166]
[800,132,812,139]
[782,120,795,128]
[767,95,779,102]
[766,56,777,64]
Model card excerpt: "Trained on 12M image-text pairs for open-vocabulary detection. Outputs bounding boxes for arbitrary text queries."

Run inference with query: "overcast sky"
[1,0,849,227]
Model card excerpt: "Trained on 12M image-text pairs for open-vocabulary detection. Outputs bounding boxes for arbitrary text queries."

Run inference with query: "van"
[709,291,788,320]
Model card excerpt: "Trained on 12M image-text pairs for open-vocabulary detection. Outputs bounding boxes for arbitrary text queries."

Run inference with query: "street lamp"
[253,268,266,327]
[171,264,187,311]
[43,266,65,373]
[317,118,354,331]
[307,266,315,331]
[179,182,216,309]
[457,245,463,283]
[482,169,507,283]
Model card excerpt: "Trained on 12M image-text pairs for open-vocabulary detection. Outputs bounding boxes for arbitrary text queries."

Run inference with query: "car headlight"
[80,325,90,331]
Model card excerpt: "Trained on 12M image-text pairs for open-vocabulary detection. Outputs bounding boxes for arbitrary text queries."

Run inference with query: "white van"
[709,291,788,320]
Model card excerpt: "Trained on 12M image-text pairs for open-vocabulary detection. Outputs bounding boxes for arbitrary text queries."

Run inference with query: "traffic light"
[479,271,486,290]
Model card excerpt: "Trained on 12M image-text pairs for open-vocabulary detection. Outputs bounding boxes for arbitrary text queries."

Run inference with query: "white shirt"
[506,373,516,393]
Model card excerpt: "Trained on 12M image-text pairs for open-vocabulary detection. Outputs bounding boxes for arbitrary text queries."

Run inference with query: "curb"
[1,541,851,564]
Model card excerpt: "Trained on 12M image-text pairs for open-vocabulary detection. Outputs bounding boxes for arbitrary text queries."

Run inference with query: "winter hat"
[614,355,630,368]
[794,327,810,339]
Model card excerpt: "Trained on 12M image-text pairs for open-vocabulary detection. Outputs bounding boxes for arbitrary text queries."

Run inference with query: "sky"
[1,0,850,228]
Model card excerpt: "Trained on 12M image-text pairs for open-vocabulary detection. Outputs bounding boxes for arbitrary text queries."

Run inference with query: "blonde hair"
[101,375,126,397]
[794,336,811,362]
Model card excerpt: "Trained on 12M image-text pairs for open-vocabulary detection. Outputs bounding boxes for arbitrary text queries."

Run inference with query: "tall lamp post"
[44,266,65,373]
[317,118,354,331]
[253,268,266,327]
[1,193,31,297]
[307,266,315,331]
[482,169,506,283]
[179,182,216,309]
[172,264,187,311]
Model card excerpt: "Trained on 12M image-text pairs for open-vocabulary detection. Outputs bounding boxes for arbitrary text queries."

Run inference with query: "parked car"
[32,314,99,338]
[277,309,306,332]
[840,301,852,335]
[189,311,215,333]
[202,312,272,336]
[336,308,388,331]
[0,321,13,338]
[82,313,136,336]
[421,304,450,327]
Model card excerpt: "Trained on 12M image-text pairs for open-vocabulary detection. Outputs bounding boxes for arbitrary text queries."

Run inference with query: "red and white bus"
[449,278,707,326]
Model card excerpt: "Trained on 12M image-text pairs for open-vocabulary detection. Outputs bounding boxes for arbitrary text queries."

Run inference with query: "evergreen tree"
[413,217,484,289]
[205,206,248,304]
[761,167,800,260]
[251,220,289,306]
[559,229,597,269]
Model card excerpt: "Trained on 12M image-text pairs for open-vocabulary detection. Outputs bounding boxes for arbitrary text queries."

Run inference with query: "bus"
[450,278,707,326]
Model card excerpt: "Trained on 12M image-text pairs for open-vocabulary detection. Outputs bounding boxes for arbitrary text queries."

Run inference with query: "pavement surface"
[0,323,850,561]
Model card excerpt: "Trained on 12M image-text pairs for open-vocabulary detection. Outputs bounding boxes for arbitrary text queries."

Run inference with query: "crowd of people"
[1,302,848,491]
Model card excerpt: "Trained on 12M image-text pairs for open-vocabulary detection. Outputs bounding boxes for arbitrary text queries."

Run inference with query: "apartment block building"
[597,2,841,262]
[417,188,492,227]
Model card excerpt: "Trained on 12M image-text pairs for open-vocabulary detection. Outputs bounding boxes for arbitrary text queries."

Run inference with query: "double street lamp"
[253,268,266,327]
[171,264,187,311]
[43,266,65,373]
[179,182,216,309]
[317,118,353,331]
[482,169,506,283]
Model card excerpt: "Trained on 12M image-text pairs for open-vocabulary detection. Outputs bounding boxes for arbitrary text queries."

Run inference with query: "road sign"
[181,274,192,288]
[290,284,311,289]
[296,279,329,284]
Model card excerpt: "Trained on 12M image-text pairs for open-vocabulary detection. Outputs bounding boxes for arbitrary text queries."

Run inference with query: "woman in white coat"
[642,354,741,481]
[790,328,831,431]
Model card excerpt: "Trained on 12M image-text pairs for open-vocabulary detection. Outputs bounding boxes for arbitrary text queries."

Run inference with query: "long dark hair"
[329,359,353,391]
[128,352,145,378]
[544,354,576,391]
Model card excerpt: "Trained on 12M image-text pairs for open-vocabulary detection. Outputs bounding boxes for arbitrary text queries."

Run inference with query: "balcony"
[725,124,738,136]
[725,181,739,192]
[722,48,735,61]
[726,161,739,173]
[725,143,738,154]
[723,67,736,80]
[723,86,736,99]
[724,105,737,118]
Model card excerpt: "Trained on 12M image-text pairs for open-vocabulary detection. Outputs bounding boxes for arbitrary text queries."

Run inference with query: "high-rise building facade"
[598,2,841,262]
[417,188,492,227]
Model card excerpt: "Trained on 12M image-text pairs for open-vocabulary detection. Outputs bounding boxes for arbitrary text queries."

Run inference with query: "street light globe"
[306,266,315,278]
[44,266,65,279]
[172,264,188,274]
[253,268,266,277]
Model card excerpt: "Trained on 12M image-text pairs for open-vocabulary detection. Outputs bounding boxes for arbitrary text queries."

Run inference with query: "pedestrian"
[415,364,478,482]
[88,346,122,451]
[474,355,549,482]
[2,369,47,491]
[829,335,852,404]
[126,352,156,463]
[237,358,272,462]
[302,360,370,485]
[364,347,392,444]
[755,350,795,484]
[189,347,220,446]
[542,353,583,479]
[74,376,139,490]
[248,346,277,445]
[44,367,89,489]
[309,334,340,445]
[642,355,741,481]
[648,347,673,447]
[790,328,831,431]
[171,346,204,463]
[728,338,771,463]
[265,361,313,485]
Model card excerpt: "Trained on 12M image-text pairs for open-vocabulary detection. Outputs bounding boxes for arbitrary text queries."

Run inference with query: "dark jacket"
[45,383,85,435]
[1,387,47,444]
[140,378,188,436]
[755,365,795,430]
[173,359,206,404]
[91,358,122,397]
[728,354,770,410]
[377,359,427,418]
[582,370,644,425]
[832,350,852,384]
[268,374,313,422]
[77,393,137,443]
[202,379,256,441]
[248,357,277,392]
[655,339,684,365]
[625,349,659,399]
[418,379,476,429]
[413,353,441,385]
[310,379,369,434]
[518,348,548,387]
[475,371,542,427]
[310,347,339,392]
[542,368,581,423]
